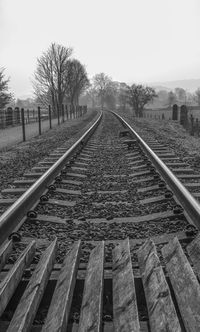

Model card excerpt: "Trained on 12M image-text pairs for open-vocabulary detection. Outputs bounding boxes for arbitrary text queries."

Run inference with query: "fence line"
[0,104,88,142]
[143,104,200,137]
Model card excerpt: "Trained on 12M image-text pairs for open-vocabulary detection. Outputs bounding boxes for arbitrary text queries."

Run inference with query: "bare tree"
[85,87,98,108]
[174,87,186,103]
[92,73,113,109]
[168,91,176,107]
[118,83,128,111]
[0,68,13,110]
[104,81,118,109]
[127,84,156,117]
[65,59,89,112]
[33,43,72,115]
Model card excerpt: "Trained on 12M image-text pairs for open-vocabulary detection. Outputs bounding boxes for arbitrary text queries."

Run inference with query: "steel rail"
[113,112,200,229]
[0,112,102,246]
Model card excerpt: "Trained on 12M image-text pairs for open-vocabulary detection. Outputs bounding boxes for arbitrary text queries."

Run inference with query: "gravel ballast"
[0,110,98,192]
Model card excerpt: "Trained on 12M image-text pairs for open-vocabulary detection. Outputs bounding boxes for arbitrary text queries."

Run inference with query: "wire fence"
[0,104,88,142]
[143,104,200,137]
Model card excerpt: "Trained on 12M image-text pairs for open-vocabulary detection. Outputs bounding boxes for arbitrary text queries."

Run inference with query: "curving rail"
[113,111,200,229]
[0,112,102,246]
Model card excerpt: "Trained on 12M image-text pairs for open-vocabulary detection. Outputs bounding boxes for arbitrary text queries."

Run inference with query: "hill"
[148,79,200,92]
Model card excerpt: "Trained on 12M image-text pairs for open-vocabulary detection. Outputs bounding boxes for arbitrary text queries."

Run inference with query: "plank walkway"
[0,235,199,331]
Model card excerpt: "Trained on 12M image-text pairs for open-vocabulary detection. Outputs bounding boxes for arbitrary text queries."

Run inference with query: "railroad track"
[0,111,200,331]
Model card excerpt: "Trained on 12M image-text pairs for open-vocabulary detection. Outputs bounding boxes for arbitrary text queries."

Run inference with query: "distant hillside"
[149,85,171,92]
[18,94,34,100]
[148,79,200,92]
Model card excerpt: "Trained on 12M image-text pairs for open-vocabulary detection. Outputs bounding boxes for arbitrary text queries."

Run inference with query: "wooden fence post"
[49,105,52,129]
[57,107,60,125]
[190,114,194,136]
[21,108,26,141]
[27,109,30,123]
[65,105,68,120]
[62,104,64,123]
[195,118,199,137]
[38,107,41,135]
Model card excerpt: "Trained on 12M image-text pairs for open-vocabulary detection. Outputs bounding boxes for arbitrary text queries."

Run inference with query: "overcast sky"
[1,0,200,98]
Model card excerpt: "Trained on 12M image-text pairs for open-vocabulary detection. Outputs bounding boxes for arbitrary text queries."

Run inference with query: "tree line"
[86,73,156,117]
[1,42,200,117]
[85,75,200,117]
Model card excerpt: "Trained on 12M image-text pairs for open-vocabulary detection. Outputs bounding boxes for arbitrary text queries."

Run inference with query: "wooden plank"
[113,238,140,332]
[42,241,81,332]
[61,179,82,186]
[75,211,175,225]
[129,170,151,177]
[162,237,200,331]
[138,239,181,332]
[192,192,200,198]
[13,179,35,185]
[187,233,200,280]
[138,184,161,193]
[130,165,147,171]
[86,190,127,195]
[126,152,140,158]
[161,157,180,161]
[36,214,66,224]
[93,201,132,207]
[157,153,176,158]
[0,198,16,205]
[56,188,81,195]
[45,158,59,161]
[7,239,57,332]
[139,195,167,205]
[184,182,200,188]
[78,242,104,332]
[0,240,12,271]
[177,174,200,179]
[127,156,141,161]
[129,160,144,166]
[166,163,188,167]
[0,240,36,316]
[39,161,54,166]
[74,162,88,167]
[2,188,27,195]
[172,168,194,174]
[153,149,169,153]
[71,166,87,172]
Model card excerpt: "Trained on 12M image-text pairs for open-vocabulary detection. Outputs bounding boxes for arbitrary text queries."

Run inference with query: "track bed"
[0,111,200,331]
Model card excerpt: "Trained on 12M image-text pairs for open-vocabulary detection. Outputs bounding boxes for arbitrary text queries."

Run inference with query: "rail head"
[112,111,200,229]
[0,112,102,246]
